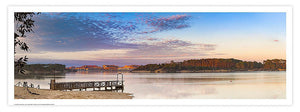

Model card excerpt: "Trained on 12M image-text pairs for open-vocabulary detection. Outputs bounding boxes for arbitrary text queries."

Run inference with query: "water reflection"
[14,71,286,99]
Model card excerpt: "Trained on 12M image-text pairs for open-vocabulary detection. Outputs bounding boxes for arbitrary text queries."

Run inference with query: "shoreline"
[131,70,286,73]
[14,86,133,99]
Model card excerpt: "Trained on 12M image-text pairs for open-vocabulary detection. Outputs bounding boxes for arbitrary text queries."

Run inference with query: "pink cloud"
[142,14,191,33]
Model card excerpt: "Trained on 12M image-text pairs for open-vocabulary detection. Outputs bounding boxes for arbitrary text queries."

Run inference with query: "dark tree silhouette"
[14,12,40,75]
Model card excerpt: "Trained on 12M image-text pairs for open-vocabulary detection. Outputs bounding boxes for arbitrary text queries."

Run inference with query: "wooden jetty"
[50,73,124,92]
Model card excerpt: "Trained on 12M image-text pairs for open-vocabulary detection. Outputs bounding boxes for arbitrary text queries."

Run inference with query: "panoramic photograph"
[14,12,286,99]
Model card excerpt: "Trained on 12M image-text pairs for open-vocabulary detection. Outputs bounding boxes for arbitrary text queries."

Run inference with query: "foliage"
[14,12,40,75]
[23,64,66,72]
[263,59,286,70]
[135,64,163,71]
[134,58,285,72]
[14,56,28,74]
[181,58,243,70]
[235,61,263,70]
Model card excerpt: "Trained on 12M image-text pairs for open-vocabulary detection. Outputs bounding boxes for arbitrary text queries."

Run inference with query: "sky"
[15,12,286,67]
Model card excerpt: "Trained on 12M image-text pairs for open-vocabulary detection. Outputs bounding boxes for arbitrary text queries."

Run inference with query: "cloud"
[29,13,139,52]
[19,13,219,65]
[15,49,134,61]
[27,13,194,52]
[125,39,216,60]
[142,14,191,34]
[27,58,172,67]
[161,39,192,47]
[146,37,159,41]
[17,38,217,63]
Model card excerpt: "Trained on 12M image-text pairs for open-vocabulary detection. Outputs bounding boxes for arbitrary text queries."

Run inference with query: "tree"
[263,59,286,71]
[14,12,40,75]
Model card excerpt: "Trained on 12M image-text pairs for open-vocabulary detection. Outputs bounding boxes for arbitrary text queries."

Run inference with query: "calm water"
[14,71,286,99]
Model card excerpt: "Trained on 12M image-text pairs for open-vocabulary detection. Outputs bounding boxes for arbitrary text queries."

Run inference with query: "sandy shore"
[14,86,133,99]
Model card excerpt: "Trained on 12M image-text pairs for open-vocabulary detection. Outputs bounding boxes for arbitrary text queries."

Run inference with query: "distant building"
[66,66,76,70]
[75,66,86,71]
[102,65,118,71]
[83,65,100,70]
[118,65,140,71]
[65,66,77,72]
[68,64,139,71]
[75,65,101,71]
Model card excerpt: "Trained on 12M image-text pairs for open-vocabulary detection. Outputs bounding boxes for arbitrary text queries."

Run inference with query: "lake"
[14,71,286,99]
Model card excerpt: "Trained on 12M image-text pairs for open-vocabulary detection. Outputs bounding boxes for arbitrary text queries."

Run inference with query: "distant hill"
[15,64,66,75]
[132,58,286,73]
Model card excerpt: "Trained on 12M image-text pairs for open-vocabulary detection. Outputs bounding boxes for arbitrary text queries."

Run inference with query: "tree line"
[134,58,286,72]
[15,64,66,75]
[263,59,286,70]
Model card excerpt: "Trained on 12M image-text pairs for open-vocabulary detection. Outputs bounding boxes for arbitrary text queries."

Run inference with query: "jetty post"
[50,79,55,90]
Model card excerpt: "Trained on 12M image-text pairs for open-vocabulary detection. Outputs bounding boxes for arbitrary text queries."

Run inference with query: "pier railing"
[50,73,124,92]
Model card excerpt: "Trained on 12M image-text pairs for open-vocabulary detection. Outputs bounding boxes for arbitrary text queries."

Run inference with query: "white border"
[8,6,293,105]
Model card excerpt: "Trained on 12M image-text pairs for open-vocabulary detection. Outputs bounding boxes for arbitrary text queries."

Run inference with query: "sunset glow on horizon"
[15,12,286,67]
